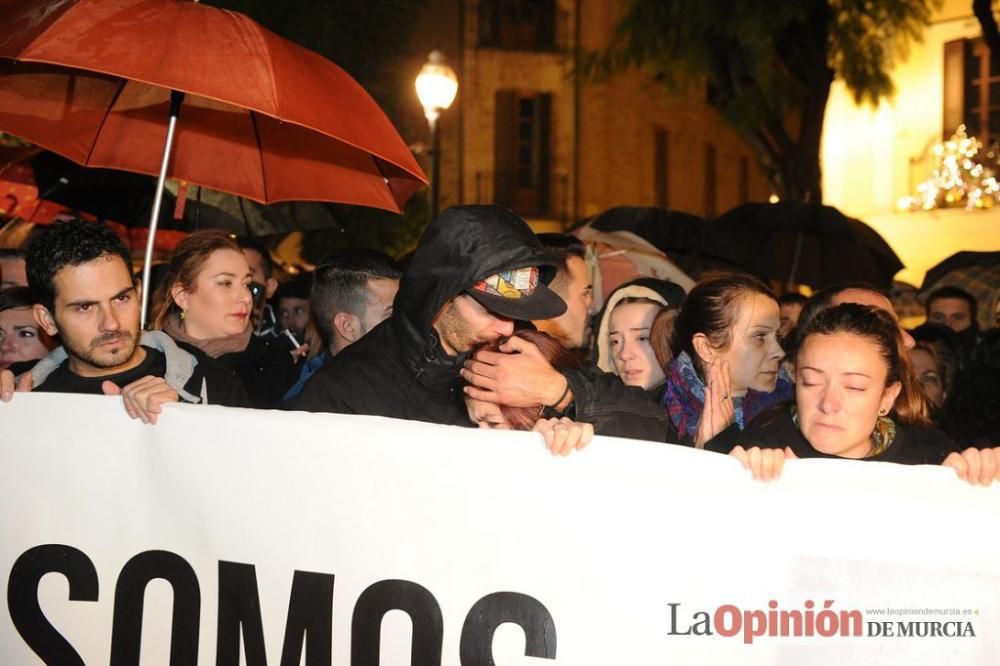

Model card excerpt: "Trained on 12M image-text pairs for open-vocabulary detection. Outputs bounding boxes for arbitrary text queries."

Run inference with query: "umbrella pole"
[140,91,185,329]
[786,233,804,292]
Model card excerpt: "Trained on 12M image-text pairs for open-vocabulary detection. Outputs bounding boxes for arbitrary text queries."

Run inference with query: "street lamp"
[416,50,458,220]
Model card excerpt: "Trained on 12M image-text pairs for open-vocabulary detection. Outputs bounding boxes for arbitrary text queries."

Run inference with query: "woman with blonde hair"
[152,230,299,408]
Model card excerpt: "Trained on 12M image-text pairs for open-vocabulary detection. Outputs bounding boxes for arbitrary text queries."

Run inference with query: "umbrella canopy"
[921,251,1000,331]
[583,206,741,277]
[711,202,904,291]
[573,224,694,309]
[0,0,426,210]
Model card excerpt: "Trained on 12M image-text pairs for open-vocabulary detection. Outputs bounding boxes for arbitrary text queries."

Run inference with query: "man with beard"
[0,219,246,421]
[293,205,570,425]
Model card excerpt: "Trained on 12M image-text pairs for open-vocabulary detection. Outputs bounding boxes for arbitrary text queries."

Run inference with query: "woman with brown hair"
[152,230,299,408]
[664,272,791,447]
[708,303,1000,485]
[463,329,593,455]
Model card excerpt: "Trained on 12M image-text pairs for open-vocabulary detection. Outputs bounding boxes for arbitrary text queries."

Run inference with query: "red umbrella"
[0,0,427,323]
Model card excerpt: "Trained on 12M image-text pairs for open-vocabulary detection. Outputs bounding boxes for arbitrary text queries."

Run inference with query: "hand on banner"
[730,445,797,481]
[533,416,593,456]
[462,336,573,410]
[694,360,734,448]
[943,447,1000,486]
[1,369,32,401]
[102,375,179,425]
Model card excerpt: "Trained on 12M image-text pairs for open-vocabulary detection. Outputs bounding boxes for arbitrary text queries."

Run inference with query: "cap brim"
[467,283,567,321]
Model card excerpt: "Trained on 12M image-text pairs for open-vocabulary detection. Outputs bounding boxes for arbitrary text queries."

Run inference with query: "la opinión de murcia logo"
[668,601,979,644]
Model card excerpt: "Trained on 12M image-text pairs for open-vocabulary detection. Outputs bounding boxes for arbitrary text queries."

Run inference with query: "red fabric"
[0,0,426,211]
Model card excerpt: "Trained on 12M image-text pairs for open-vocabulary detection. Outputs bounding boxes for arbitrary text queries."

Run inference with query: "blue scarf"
[663,351,794,439]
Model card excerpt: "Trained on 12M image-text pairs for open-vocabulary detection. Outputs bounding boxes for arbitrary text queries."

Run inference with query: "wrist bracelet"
[541,378,571,414]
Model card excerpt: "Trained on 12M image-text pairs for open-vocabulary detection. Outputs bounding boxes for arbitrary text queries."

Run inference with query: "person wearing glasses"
[151,230,299,409]
[0,219,248,422]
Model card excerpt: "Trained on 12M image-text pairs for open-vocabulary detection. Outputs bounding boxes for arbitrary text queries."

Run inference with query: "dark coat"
[176,334,297,410]
[706,402,958,465]
[292,205,560,425]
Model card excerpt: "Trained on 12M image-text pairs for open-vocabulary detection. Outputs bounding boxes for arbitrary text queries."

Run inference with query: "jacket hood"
[595,277,686,373]
[392,205,562,379]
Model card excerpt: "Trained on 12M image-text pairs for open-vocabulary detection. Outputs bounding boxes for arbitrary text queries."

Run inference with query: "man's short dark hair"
[237,236,275,280]
[926,285,978,321]
[26,219,133,312]
[311,249,402,342]
[779,292,808,307]
[536,233,586,275]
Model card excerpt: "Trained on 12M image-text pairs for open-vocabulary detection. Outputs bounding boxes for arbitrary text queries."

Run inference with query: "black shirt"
[35,347,170,395]
[33,346,251,407]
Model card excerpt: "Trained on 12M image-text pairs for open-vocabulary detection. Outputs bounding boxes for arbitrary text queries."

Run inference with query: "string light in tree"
[898,125,1000,211]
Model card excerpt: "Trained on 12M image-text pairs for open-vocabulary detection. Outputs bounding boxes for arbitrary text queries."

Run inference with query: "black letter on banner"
[217,562,335,666]
[351,579,443,666]
[110,550,200,666]
[280,571,335,666]
[459,592,557,665]
[7,544,99,665]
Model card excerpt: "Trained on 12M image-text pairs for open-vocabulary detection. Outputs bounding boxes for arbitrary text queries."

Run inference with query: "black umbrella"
[23,149,343,237]
[921,251,1000,330]
[711,202,904,290]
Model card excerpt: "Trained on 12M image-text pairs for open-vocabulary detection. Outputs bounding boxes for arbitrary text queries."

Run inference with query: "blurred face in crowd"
[0,307,51,368]
[609,301,665,390]
[778,301,803,340]
[0,255,27,290]
[465,395,510,429]
[35,254,144,377]
[279,296,310,337]
[535,256,593,349]
[796,332,901,459]
[433,294,514,356]
[171,249,253,340]
[909,345,945,407]
[831,288,915,349]
[699,293,783,397]
[927,297,974,333]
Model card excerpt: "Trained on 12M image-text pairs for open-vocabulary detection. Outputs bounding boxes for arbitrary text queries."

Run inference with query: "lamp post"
[416,51,458,221]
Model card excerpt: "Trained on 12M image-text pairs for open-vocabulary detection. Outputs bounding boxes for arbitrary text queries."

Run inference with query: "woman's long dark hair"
[798,303,930,426]
[670,271,775,378]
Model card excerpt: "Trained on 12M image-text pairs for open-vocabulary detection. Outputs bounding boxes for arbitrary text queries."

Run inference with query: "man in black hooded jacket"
[292,205,569,425]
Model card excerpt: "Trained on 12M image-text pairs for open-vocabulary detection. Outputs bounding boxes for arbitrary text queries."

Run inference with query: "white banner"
[2,393,999,665]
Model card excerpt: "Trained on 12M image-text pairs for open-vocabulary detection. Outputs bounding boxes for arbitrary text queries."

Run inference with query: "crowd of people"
[1,206,998,484]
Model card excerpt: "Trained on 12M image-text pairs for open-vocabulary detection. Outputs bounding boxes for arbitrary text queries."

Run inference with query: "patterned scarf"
[663,351,794,439]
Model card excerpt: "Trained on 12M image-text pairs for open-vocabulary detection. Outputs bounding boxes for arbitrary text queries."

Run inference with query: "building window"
[943,38,1000,144]
[479,0,556,51]
[495,91,552,216]
[704,143,717,218]
[654,129,669,208]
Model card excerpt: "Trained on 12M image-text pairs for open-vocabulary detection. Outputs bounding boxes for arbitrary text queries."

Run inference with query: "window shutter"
[536,92,552,215]
[943,39,966,137]
[494,91,518,207]
[538,0,556,49]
